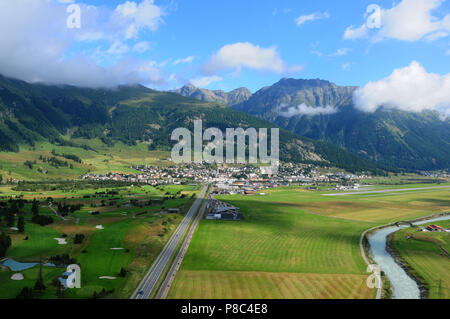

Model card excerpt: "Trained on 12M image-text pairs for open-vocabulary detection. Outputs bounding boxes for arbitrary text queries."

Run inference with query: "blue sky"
[73,0,450,92]
[0,0,449,98]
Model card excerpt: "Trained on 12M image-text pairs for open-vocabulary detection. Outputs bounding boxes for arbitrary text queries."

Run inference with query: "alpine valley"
[176,79,450,171]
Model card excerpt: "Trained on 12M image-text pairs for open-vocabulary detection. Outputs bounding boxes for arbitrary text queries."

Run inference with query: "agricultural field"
[0,140,171,181]
[0,183,200,299]
[168,184,450,299]
[391,220,450,299]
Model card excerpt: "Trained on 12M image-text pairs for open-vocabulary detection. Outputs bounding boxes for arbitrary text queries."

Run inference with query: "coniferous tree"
[32,199,39,217]
[17,216,25,233]
[5,207,14,227]
[16,287,33,299]
[34,258,46,292]
[0,232,12,258]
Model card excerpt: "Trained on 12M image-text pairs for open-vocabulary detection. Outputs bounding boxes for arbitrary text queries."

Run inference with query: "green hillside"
[233,78,450,170]
[0,75,383,179]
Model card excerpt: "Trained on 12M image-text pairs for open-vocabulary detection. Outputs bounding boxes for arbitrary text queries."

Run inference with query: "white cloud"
[329,48,352,57]
[76,31,105,42]
[296,12,330,26]
[114,0,165,39]
[353,61,450,116]
[344,24,369,40]
[279,103,338,117]
[202,42,289,75]
[425,31,449,41]
[107,41,130,55]
[190,75,222,87]
[133,41,151,53]
[0,0,165,88]
[342,62,351,70]
[173,56,196,65]
[344,0,450,41]
[286,65,305,74]
[446,49,450,55]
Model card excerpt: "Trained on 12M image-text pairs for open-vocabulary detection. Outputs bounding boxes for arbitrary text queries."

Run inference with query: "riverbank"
[386,232,429,299]
[363,212,449,299]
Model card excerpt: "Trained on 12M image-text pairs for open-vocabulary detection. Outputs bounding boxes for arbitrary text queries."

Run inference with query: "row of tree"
[0,232,11,258]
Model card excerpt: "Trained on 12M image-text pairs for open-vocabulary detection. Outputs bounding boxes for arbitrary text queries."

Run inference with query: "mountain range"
[0,75,381,174]
[174,78,450,171]
[172,84,252,106]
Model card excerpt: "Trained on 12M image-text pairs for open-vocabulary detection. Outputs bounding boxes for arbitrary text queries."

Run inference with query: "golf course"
[0,183,200,299]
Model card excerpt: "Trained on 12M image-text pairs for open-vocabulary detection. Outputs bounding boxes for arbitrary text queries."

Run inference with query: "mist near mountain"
[234,78,450,170]
[0,74,381,173]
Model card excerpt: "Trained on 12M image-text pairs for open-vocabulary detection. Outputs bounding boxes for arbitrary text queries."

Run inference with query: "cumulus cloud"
[107,41,130,55]
[329,48,352,57]
[114,0,165,39]
[344,24,369,40]
[296,12,330,26]
[173,56,196,65]
[344,0,450,41]
[190,75,222,87]
[133,41,152,53]
[279,103,338,117]
[353,61,450,116]
[202,42,299,75]
[0,0,166,88]
[342,62,351,70]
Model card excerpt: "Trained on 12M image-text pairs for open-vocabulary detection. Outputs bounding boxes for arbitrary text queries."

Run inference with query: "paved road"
[47,202,67,221]
[131,185,209,299]
[155,194,210,299]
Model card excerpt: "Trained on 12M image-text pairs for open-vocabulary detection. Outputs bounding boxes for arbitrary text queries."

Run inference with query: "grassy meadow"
[0,140,171,181]
[391,220,450,299]
[168,184,450,299]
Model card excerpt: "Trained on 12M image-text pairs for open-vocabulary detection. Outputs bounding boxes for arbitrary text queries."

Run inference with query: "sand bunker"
[99,276,116,280]
[110,248,124,250]
[95,225,104,230]
[54,238,68,245]
[11,273,24,281]
[10,227,18,231]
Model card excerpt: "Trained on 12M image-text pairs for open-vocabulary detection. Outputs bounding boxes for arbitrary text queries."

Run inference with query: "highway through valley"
[131,184,209,299]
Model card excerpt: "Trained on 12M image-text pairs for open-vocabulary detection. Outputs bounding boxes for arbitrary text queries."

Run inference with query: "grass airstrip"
[168,183,450,299]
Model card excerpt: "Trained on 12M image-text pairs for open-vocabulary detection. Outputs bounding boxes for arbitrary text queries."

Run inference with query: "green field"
[0,184,201,299]
[0,140,171,181]
[168,184,450,299]
[391,220,450,299]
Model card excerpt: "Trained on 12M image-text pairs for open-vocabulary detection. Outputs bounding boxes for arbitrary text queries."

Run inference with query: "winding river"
[368,215,450,299]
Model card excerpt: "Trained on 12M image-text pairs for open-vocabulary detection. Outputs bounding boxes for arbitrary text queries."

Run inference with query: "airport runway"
[131,184,209,299]
[322,185,450,196]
